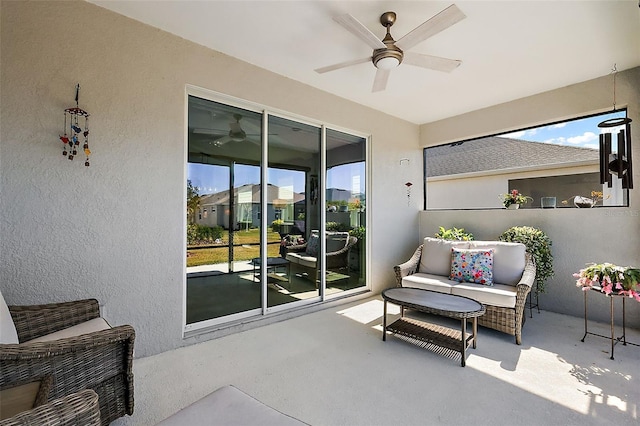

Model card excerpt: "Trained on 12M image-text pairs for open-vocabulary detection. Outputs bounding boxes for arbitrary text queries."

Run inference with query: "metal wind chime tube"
[60,84,91,167]
[597,65,633,189]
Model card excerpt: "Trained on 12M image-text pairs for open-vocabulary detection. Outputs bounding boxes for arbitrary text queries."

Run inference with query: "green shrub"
[326,221,351,232]
[350,226,365,244]
[434,226,474,241]
[499,226,553,293]
[270,219,284,233]
[187,224,224,245]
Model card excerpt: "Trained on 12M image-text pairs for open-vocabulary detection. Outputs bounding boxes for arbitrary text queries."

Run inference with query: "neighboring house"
[196,183,305,229]
[425,136,622,209]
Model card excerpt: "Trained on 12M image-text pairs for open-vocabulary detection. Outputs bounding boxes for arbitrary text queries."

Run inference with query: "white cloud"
[500,130,525,139]
[551,123,566,129]
[566,131,597,145]
[500,129,536,139]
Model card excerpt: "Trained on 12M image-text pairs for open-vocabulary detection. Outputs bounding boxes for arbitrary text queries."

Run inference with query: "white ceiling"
[90,1,640,124]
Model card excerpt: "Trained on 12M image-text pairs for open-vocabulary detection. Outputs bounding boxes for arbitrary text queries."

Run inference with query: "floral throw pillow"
[450,248,494,286]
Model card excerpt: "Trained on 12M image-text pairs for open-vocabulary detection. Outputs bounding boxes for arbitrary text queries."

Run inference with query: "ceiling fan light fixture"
[375,56,400,70]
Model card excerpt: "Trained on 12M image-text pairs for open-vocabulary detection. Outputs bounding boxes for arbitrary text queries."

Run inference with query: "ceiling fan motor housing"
[372,11,403,69]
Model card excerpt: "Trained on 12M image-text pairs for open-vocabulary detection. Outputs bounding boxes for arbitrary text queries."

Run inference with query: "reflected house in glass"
[195,183,305,230]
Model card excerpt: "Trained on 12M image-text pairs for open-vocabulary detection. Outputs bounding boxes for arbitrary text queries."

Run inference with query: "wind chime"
[60,84,91,166]
[400,158,412,206]
[598,65,633,189]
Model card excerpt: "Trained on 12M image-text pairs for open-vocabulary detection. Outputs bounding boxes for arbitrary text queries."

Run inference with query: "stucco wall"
[419,68,640,326]
[0,1,422,357]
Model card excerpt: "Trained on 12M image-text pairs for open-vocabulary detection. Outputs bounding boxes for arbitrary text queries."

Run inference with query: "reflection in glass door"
[326,129,366,293]
[185,91,368,329]
[267,116,321,307]
[186,97,263,324]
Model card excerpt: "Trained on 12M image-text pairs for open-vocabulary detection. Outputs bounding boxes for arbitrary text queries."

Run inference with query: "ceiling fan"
[193,114,253,146]
[315,4,466,92]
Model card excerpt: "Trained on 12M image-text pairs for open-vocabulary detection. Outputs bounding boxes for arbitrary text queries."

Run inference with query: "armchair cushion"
[0,292,18,344]
[25,318,110,343]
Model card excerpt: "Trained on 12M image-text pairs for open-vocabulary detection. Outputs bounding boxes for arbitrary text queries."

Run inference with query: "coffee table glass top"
[383,287,484,316]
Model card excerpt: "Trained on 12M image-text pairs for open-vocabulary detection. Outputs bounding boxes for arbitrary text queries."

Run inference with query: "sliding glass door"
[185,91,368,329]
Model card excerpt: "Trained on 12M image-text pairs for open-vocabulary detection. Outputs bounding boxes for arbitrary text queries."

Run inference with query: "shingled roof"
[426,136,599,177]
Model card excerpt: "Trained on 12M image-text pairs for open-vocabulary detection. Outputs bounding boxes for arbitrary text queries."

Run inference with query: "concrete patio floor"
[114,295,640,425]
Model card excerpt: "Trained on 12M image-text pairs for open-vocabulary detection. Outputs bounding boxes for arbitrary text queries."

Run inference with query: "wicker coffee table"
[382,287,485,367]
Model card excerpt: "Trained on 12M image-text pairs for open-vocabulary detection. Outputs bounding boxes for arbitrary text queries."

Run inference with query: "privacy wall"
[0,1,421,357]
[420,68,640,326]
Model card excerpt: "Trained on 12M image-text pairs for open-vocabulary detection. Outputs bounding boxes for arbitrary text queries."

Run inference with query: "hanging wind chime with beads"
[60,84,91,166]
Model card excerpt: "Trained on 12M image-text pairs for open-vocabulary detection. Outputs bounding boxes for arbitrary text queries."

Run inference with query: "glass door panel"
[267,115,321,307]
[186,96,262,324]
[326,129,367,293]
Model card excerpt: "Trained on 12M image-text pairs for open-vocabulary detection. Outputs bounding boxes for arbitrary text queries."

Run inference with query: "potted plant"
[561,190,609,208]
[500,189,533,209]
[434,226,474,241]
[574,263,640,300]
[499,226,553,293]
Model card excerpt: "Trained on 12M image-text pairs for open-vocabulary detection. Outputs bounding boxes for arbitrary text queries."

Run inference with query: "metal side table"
[581,286,639,359]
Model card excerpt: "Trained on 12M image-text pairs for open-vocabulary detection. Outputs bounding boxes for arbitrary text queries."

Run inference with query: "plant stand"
[581,286,639,359]
[525,282,540,318]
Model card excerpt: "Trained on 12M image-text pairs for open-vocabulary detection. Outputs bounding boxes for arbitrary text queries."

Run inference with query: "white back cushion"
[0,290,19,344]
[470,241,526,285]
[25,317,111,343]
[419,237,470,275]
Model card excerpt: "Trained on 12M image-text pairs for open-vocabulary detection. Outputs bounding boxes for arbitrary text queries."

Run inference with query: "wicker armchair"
[394,245,536,344]
[285,232,357,282]
[0,299,135,425]
[0,389,101,426]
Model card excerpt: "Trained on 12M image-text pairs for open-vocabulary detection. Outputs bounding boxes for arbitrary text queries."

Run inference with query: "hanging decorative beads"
[60,84,91,166]
[405,182,413,206]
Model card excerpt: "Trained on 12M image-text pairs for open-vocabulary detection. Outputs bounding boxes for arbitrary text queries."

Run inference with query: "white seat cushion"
[402,273,456,294]
[0,291,19,344]
[285,253,317,269]
[419,237,470,275]
[25,317,111,343]
[450,282,517,308]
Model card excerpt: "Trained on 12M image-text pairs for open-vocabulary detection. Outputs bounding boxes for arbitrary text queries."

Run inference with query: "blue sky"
[499,110,626,150]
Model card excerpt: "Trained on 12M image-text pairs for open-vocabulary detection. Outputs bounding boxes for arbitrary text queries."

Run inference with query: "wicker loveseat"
[0,297,135,425]
[394,237,536,344]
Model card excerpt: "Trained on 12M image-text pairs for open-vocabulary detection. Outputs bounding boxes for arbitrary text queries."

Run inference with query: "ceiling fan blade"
[403,52,462,72]
[314,57,372,74]
[333,14,386,50]
[214,136,233,146]
[395,4,466,51]
[372,68,390,92]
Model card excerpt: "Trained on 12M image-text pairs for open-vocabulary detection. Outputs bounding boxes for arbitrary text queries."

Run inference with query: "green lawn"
[187,229,282,267]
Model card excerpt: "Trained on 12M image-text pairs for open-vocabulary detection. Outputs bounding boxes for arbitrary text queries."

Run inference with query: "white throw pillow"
[0,290,19,344]
[419,237,470,275]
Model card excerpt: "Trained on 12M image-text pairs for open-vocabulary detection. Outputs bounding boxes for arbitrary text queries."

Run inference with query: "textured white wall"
[419,68,640,326]
[0,1,421,357]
